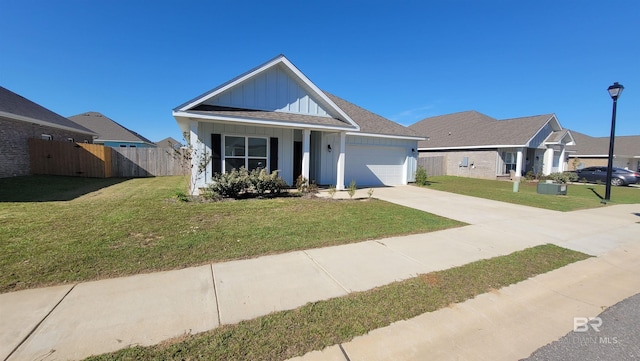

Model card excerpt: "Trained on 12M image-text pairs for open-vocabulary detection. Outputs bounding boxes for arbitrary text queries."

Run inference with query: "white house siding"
[194,122,295,190]
[203,65,331,116]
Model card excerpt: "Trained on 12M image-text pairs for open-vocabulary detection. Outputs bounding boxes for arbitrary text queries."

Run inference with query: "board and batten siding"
[195,122,295,188]
[203,65,331,117]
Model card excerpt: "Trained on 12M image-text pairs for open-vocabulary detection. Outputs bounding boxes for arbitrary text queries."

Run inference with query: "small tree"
[347,180,357,199]
[415,165,429,186]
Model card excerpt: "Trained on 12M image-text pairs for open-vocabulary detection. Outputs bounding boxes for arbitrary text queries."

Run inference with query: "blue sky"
[2,0,638,143]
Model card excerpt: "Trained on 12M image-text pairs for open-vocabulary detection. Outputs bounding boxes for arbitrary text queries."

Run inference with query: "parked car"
[572,167,640,186]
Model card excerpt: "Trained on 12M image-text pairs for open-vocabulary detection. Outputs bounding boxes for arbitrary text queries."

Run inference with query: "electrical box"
[536,182,567,195]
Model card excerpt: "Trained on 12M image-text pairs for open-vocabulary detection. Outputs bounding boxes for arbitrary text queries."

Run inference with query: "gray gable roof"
[69,112,155,145]
[184,93,421,138]
[409,111,558,149]
[0,86,95,135]
[325,93,421,138]
[155,137,184,149]
[189,104,355,130]
[567,130,640,157]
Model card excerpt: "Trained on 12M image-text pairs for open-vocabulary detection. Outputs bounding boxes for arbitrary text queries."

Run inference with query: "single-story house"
[172,54,423,194]
[69,111,156,148]
[0,86,96,178]
[567,131,640,172]
[409,110,575,180]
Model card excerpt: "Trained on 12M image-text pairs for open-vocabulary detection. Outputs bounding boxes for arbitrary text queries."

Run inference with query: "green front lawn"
[0,176,464,293]
[423,176,640,211]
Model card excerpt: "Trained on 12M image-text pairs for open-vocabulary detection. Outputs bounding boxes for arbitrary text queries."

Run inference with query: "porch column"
[336,132,346,190]
[515,148,524,179]
[543,147,554,175]
[558,147,566,172]
[301,129,311,181]
[189,120,200,195]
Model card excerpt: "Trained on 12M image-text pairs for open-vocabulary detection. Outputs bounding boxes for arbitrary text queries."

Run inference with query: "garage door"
[345,145,406,186]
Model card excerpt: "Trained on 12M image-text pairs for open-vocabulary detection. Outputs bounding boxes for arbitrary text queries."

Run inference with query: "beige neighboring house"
[567,131,640,172]
[0,86,96,178]
[409,111,575,180]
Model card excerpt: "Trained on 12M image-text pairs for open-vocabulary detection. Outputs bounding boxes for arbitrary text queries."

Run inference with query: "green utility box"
[536,182,567,195]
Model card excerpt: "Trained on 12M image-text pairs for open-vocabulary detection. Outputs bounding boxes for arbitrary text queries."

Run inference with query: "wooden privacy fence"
[417,156,446,177]
[29,138,112,177]
[111,147,188,177]
[28,139,189,178]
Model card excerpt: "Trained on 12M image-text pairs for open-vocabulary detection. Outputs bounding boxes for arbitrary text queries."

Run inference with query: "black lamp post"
[603,82,624,203]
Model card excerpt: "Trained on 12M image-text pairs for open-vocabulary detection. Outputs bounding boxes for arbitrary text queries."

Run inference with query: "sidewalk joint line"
[4,283,77,361]
[210,264,222,327]
[302,250,351,294]
[338,344,352,361]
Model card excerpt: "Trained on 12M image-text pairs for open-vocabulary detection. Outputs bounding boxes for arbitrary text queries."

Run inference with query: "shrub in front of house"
[548,171,578,184]
[205,167,287,199]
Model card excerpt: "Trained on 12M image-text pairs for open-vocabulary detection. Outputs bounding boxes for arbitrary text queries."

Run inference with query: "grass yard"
[423,176,640,211]
[0,175,464,293]
[86,244,590,361]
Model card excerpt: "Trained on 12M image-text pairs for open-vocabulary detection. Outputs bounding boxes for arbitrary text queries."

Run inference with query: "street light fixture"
[603,82,624,203]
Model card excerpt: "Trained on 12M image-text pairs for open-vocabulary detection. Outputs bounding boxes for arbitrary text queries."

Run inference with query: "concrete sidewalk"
[2,186,639,360]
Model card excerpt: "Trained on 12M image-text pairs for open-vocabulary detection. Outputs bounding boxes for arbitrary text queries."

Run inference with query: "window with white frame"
[502,151,517,174]
[224,136,268,172]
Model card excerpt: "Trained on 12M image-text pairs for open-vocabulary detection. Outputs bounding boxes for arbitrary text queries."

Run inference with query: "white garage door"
[345,145,406,186]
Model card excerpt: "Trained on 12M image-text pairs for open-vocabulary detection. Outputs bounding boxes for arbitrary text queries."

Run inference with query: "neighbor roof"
[410,111,562,149]
[567,131,640,157]
[326,93,421,138]
[155,137,184,148]
[69,112,155,145]
[0,86,95,135]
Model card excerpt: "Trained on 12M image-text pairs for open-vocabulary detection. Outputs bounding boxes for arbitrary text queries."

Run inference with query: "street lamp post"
[603,82,624,203]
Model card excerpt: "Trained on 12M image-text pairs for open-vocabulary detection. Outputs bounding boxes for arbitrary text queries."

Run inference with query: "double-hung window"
[502,151,517,174]
[224,136,268,172]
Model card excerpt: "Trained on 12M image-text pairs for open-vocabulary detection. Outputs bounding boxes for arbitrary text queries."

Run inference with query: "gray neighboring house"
[69,112,156,148]
[567,131,640,171]
[0,86,96,178]
[409,111,575,179]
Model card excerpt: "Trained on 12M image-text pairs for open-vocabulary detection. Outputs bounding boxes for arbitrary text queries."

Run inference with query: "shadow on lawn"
[0,175,129,202]
[587,187,604,201]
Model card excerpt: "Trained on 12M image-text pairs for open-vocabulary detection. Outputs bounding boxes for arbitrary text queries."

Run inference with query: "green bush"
[208,168,249,198]
[248,168,286,196]
[415,165,428,186]
[207,167,287,199]
[549,172,578,184]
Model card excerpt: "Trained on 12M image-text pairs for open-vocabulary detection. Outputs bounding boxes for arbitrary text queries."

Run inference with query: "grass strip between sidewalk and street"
[86,244,590,361]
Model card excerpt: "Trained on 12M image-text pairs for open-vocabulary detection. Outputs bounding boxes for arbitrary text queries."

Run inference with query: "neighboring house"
[409,111,575,180]
[172,54,423,194]
[0,86,96,178]
[155,137,184,149]
[68,112,156,148]
[567,131,640,171]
